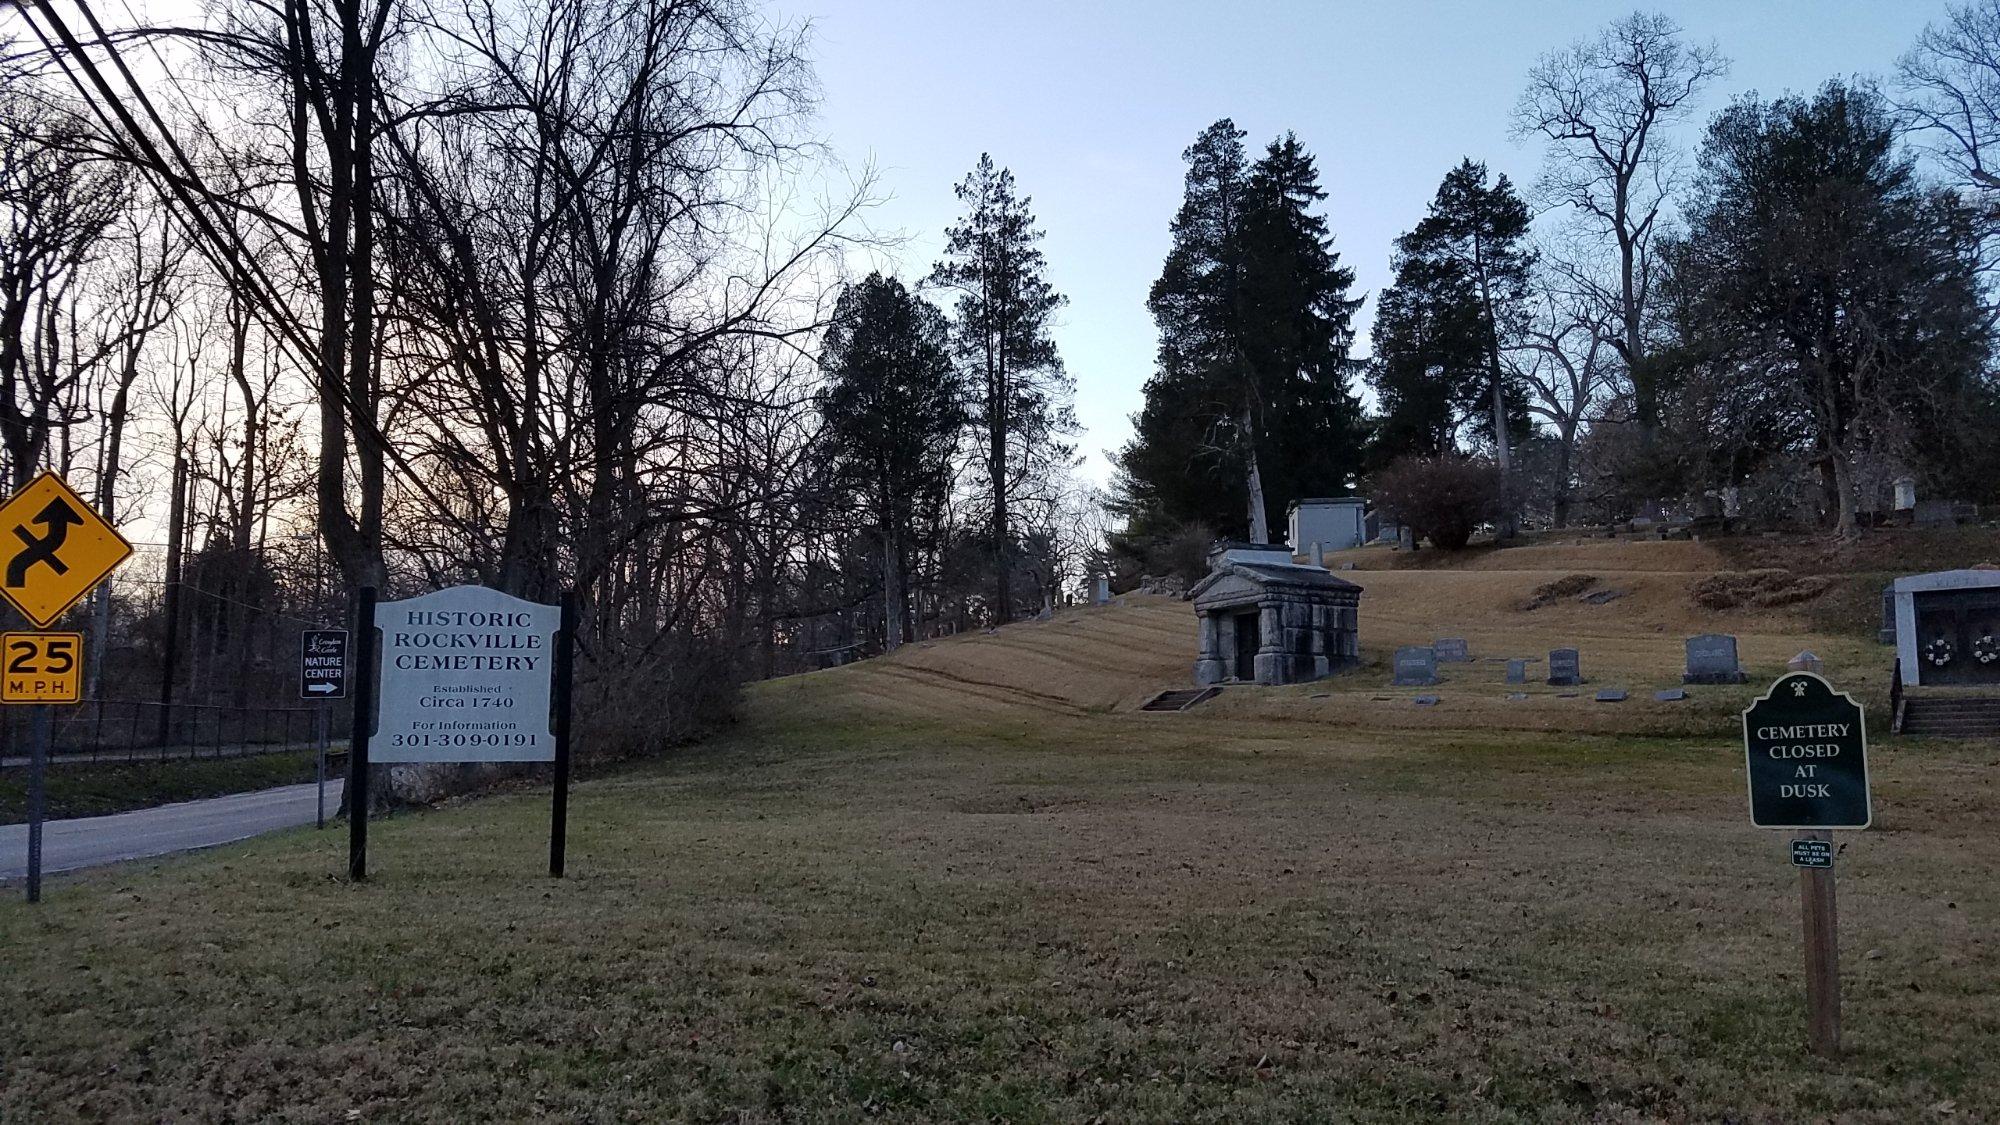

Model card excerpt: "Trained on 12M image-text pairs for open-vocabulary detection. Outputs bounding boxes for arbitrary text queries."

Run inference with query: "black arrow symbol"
[7,498,85,588]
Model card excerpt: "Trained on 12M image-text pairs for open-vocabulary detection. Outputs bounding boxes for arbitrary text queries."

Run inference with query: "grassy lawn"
[0,690,1992,1122]
[0,749,329,825]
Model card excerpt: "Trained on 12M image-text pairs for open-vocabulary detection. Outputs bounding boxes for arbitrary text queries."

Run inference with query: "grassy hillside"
[817,536,1890,738]
[1,534,1994,1121]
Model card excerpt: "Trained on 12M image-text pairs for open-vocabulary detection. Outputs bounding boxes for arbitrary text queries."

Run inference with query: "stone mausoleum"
[1892,568,2000,686]
[1191,543,1362,686]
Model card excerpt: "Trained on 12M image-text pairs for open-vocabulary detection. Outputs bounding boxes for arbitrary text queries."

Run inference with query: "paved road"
[0,779,342,881]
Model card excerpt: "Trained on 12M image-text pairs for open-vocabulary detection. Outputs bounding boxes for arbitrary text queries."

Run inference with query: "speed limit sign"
[2,632,83,704]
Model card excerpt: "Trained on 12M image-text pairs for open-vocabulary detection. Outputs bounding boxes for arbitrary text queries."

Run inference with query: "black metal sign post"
[25,703,48,902]
[1743,671,1871,1058]
[348,588,377,882]
[550,590,577,878]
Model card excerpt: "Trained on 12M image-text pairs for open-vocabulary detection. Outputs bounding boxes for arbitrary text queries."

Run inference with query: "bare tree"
[1513,11,1726,457]
[1505,260,1619,527]
[0,81,122,487]
[1899,2,2000,191]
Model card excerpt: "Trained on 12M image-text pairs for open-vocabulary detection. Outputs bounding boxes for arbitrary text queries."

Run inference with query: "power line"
[17,0,484,552]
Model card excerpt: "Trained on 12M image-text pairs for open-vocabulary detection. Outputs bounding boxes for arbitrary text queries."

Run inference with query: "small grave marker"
[1595,688,1627,703]
[1505,659,1527,684]
[1413,694,1440,706]
[1434,638,1471,662]
[1393,646,1438,686]
[1654,688,1687,702]
[1547,647,1582,686]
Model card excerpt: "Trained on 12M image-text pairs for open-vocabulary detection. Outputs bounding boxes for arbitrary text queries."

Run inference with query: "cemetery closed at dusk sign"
[1742,672,1871,829]
[373,585,561,763]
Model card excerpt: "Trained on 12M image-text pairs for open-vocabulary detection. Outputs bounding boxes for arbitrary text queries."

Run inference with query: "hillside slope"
[760,538,1893,738]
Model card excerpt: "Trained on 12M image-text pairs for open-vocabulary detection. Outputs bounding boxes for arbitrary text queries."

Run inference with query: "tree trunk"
[1553,419,1577,528]
[991,351,1012,625]
[1242,406,1269,542]
[1830,450,1859,539]
[881,522,903,652]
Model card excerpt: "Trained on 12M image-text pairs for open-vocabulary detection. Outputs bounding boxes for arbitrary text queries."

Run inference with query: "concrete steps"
[1140,687,1221,713]
[1899,697,2000,739]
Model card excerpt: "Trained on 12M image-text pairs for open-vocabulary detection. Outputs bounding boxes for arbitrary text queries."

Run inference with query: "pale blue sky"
[770,0,1948,486]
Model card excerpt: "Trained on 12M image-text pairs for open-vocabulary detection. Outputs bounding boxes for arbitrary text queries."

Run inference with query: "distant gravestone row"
[1376,630,1792,699]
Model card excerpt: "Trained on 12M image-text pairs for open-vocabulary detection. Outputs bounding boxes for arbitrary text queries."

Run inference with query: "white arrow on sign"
[306,681,338,694]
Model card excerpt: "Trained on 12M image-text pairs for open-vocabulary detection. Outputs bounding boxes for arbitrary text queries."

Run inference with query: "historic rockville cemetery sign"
[1742,670,1871,1058]
[350,585,577,880]
[374,586,559,763]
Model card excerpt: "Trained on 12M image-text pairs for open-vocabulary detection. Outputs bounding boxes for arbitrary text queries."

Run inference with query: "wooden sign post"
[1743,672,1871,1057]
[1796,828,1840,1055]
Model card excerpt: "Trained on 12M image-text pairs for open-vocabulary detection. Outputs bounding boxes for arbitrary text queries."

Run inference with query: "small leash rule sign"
[1790,838,1834,869]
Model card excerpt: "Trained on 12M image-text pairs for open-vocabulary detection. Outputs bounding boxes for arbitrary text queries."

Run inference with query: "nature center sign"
[374,585,560,763]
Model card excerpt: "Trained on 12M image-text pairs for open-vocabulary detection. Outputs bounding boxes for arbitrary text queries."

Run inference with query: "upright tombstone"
[1684,633,1748,684]
[1433,638,1471,663]
[1892,475,1918,513]
[353,584,577,880]
[1393,645,1438,687]
[1547,647,1583,686]
[1505,659,1528,685]
[1089,574,1111,606]
[1788,651,1824,675]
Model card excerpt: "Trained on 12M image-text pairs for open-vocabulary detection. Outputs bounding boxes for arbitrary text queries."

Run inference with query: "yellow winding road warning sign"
[0,472,132,628]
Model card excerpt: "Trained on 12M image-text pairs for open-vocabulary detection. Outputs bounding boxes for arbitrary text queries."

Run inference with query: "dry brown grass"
[1,693,1993,1122]
[1,537,1987,1121]
[851,537,1883,739]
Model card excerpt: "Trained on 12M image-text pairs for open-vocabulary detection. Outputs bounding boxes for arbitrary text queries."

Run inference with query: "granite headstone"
[1547,647,1582,686]
[1393,646,1439,686]
[1683,633,1748,684]
[1434,637,1471,663]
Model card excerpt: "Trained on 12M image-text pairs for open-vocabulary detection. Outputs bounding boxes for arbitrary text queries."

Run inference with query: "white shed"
[1287,498,1368,557]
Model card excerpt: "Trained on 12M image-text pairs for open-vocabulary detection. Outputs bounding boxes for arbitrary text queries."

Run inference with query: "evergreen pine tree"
[1366,253,1487,459]
[819,273,966,649]
[925,155,1073,623]
[1403,160,1535,518]
[1367,160,1534,481]
[1116,123,1364,545]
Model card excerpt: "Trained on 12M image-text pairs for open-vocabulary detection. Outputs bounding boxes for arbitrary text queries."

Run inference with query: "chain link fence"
[2,701,349,765]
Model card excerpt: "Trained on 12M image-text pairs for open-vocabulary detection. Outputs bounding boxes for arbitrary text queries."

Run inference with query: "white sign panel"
[373,585,559,762]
